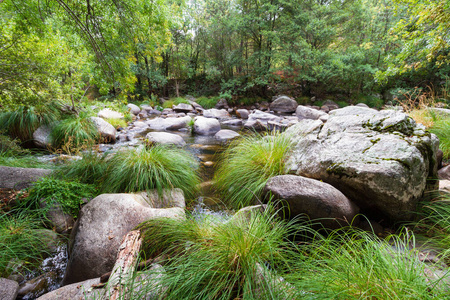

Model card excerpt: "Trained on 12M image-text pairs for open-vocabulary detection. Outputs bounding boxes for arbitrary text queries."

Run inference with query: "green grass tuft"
[58,151,109,187]
[0,105,60,142]
[106,118,127,129]
[195,96,219,109]
[137,206,303,299]
[429,117,450,159]
[214,133,294,209]
[21,177,96,217]
[50,113,99,153]
[0,210,52,277]
[102,145,200,198]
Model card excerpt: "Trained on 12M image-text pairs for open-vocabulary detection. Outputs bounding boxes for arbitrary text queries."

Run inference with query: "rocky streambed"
[3,96,450,299]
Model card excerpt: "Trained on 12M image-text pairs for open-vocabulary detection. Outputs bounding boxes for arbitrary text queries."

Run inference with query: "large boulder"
[63,192,185,285]
[89,117,117,142]
[283,106,439,222]
[203,108,231,120]
[127,103,141,115]
[264,175,359,228]
[97,108,124,119]
[33,125,52,148]
[146,116,192,131]
[296,105,327,120]
[270,96,298,113]
[193,116,221,135]
[145,132,186,146]
[0,166,52,190]
[0,278,19,300]
[173,103,194,113]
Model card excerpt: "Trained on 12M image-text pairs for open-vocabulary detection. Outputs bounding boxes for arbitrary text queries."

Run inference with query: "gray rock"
[18,272,56,298]
[244,119,267,131]
[230,205,267,223]
[439,180,450,193]
[203,108,231,119]
[127,103,141,115]
[270,96,298,113]
[296,105,327,120]
[40,200,75,234]
[247,110,282,125]
[284,106,439,222]
[193,116,221,135]
[37,278,103,300]
[323,100,340,110]
[97,108,124,119]
[222,119,243,127]
[142,188,186,209]
[214,130,240,142]
[140,104,153,112]
[146,116,192,131]
[0,166,52,190]
[173,103,194,113]
[265,175,359,228]
[63,193,185,284]
[33,125,52,148]
[145,132,186,146]
[189,101,203,110]
[438,165,450,180]
[236,109,249,119]
[215,98,229,109]
[89,117,117,142]
[0,278,19,300]
[355,103,370,108]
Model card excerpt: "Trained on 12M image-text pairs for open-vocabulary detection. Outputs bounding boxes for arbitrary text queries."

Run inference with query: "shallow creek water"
[22,119,239,298]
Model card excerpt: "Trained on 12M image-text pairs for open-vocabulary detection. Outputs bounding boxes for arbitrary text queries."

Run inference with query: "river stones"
[89,117,117,142]
[270,96,298,113]
[284,106,438,222]
[97,108,124,119]
[0,278,19,300]
[127,103,141,115]
[193,116,221,135]
[63,192,185,285]
[146,116,192,131]
[203,108,231,119]
[265,175,359,228]
[295,105,327,120]
[145,132,186,146]
[214,129,240,142]
[0,166,52,190]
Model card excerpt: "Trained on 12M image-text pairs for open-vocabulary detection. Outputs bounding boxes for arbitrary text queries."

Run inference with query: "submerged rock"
[284,106,438,222]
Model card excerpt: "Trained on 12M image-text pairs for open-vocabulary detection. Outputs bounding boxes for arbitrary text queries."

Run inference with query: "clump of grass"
[291,227,448,299]
[50,113,99,153]
[21,177,96,217]
[106,118,127,129]
[0,132,30,156]
[214,133,294,209]
[0,210,52,277]
[0,105,60,142]
[137,206,304,299]
[408,108,436,128]
[102,146,200,198]
[429,118,450,159]
[0,154,53,169]
[195,96,219,109]
[58,151,109,187]
[414,197,450,260]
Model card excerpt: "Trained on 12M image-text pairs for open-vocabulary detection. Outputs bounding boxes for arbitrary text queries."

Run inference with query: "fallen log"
[102,230,142,300]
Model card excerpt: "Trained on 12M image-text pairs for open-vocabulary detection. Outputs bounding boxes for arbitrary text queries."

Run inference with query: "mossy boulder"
[284,106,439,222]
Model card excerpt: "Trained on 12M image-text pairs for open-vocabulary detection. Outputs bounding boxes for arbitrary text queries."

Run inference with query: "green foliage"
[0,154,52,169]
[137,206,303,299]
[291,227,448,299]
[0,210,51,277]
[356,94,385,109]
[50,114,99,153]
[22,177,96,217]
[0,105,60,142]
[414,198,450,261]
[106,118,127,129]
[0,133,30,157]
[102,145,200,198]
[195,96,219,109]
[214,133,294,209]
[429,118,450,159]
[58,152,110,187]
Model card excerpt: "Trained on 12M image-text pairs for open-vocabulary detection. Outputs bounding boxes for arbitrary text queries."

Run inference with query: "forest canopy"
[0,0,449,109]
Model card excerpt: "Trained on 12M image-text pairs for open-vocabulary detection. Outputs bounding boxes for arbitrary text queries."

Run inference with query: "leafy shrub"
[0,210,52,277]
[0,132,30,156]
[0,105,60,142]
[195,96,219,109]
[101,145,200,198]
[50,113,99,152]
[214,133,294,209]
[106,118,127,129]
[22,177,96,217]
